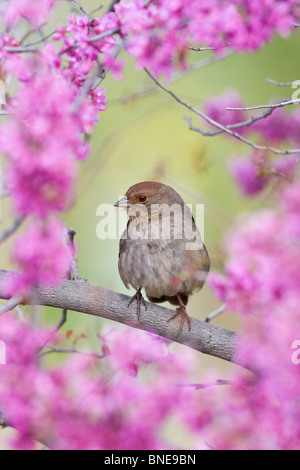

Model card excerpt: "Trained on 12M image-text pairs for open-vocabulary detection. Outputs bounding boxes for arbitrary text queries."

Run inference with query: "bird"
[114,181,210,336]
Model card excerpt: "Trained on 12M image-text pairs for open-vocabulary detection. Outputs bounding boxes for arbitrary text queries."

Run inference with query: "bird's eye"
[138,195,147,203]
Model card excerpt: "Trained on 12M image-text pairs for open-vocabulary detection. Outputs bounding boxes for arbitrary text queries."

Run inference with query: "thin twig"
[24,30,56,47]
[71,259,82,281]
[227,98,300,111]
[189,44,229,52]
[55,308,68,331]
[189,46,217,51]
[0,295,23,315]
[66,227,82,281]
[87,4,104,16]
[107,0,121,12]
[40,344,105,359]
[72,63,101,112]
[59,27,120,56]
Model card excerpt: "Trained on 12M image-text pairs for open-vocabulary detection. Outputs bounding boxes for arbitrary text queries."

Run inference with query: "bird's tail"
[147,294,188,306]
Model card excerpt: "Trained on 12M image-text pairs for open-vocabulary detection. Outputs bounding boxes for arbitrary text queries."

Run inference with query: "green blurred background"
[0,3,300,445]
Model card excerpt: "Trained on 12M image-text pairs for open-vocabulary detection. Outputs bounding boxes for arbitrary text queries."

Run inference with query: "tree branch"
[0,216,25,244]
[0,295,23,314]
[0,269,243,368]
[145,68,300,156]
[226,97,300,111]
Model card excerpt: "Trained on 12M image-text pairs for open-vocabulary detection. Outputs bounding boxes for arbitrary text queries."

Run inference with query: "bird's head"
[114,181,184,218]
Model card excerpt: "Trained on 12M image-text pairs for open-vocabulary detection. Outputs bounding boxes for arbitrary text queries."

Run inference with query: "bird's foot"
[128,288,147,320]
[168,305,191,338]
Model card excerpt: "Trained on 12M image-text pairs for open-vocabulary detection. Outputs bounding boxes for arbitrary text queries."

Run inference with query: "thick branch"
[0,269,243,367]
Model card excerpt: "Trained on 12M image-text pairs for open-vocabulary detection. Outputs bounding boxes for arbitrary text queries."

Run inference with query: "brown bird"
[114,181,210,336]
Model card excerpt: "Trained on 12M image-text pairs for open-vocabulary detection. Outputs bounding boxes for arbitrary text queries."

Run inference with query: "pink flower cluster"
[114,0,298,77]
[4,188,300,451]
[1,72,78,216]
[54,12,122,82]
[0,317,195,450]
[204,90,300,195]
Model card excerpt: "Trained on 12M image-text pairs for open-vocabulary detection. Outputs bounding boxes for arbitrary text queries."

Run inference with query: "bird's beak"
[114,196,131,208]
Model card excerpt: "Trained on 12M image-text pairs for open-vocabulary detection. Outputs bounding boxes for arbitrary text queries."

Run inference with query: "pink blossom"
[6,219,72,294]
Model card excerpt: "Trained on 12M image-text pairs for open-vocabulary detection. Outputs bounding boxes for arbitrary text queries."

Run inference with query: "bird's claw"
[168,305,191,338]
[128,288,147,320]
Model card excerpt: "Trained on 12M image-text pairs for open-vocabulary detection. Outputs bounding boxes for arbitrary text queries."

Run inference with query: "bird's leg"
[127,287,147,320]
[167,293,191,337]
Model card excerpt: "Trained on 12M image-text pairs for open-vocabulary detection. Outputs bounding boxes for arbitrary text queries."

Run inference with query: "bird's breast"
[118,217,209,299]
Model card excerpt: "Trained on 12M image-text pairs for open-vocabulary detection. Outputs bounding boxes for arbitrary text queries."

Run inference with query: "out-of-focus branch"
[70,0,88,16]
[0,216,25,244]
[0,269,245,368]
